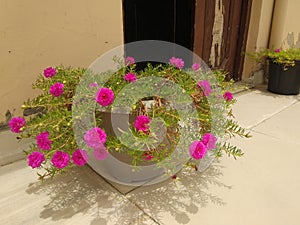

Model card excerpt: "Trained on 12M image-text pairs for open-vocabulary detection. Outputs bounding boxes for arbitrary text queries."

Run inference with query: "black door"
[123,0,195,68]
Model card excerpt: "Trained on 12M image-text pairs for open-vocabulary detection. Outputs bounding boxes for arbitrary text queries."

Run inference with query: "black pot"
[268,60,300,95]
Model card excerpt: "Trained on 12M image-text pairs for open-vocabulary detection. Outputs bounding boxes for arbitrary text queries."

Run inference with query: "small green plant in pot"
[249,47,300,95]
[8,56,250,184]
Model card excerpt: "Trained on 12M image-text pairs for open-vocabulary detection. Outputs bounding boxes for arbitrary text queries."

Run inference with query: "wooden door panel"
[194,0,252,80]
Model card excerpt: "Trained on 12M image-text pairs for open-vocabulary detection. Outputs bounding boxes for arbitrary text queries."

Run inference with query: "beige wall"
[243,0,300,80]
[0,0,123,122]
[242,0,275,80]
[269,0,300,48]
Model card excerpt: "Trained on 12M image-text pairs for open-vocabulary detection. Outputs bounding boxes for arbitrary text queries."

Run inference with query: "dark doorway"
[123,0,252,80]
[123,0,195,68]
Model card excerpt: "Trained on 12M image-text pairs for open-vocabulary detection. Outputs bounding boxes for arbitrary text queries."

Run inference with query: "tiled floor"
[1,86,299,225]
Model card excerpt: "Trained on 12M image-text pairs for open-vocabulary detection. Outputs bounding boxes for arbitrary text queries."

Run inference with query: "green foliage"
[17,59,250,180]
[20,66,86,179]
[248,47,300,69]
[226,119,251,138]
[216,142,244,159]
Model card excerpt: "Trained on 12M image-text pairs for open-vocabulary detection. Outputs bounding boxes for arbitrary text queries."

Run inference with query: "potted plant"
[249,47,300,95]
[8,56,250,185]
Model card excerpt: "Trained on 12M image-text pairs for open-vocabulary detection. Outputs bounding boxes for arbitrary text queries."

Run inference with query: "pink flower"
[51,151,70,169]
[223,91,234,102]
[124,73,137,82]
[201,133,217,150]
[43,67,56,78]
[125,56,135,66]
[72,149,88,166]
[50,82,64,97]
[28,151,45,169]
[95,87,114,106]
[189,141,207,160]
[142,151,153,161]
[9,117,26,133]
[192,63,200,71]
[197,80,212,96]
[84,127,107,148]
[89,83,99,88]
[169,57,184,69]
[134,115,151,133]
[275,48,281,53]
[36,132,52,150]
[93,145,108,160]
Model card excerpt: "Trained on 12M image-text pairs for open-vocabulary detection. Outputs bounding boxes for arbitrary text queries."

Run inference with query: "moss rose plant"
[9,57,250,180]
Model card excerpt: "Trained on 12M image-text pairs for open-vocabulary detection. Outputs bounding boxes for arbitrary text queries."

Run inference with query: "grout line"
[86,165,161,224]
[0,157,25,168]
[85,165,127,195]
[250,128,300,146]
[246,99,299,130]
[124,185,143,195]
[126,196,161,225]
[248,129,279,139]
[85,165,161,224]
[84,166,159,223]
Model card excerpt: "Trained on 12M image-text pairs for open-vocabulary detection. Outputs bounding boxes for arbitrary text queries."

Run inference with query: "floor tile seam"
[0,156,159,225]
[125,195,161,225]
[83,165,160,225]
[0,158,26,168]
[0,165,150,225]
[248,129,300,146]
[59,165,160,224]
[246,99,299,130]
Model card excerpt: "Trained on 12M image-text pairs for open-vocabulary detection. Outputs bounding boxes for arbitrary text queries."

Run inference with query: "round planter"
[87,111,183,186]
[86,107,216,186]
[268,60,300,95]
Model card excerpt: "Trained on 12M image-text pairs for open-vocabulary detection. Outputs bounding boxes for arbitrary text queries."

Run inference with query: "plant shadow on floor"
[25,166,146,225]
[126,161,230,224]
[25,161,230,225]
